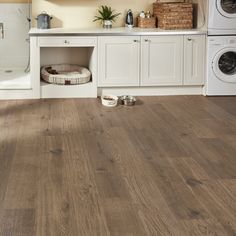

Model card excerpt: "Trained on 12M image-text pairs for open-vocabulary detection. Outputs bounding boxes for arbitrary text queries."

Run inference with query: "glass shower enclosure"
[0,2,31,89]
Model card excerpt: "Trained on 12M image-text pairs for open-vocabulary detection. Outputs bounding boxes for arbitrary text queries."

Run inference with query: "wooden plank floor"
[0,96,236,236]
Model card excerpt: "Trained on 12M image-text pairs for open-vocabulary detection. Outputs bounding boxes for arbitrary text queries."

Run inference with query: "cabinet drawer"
[38,37,97,47]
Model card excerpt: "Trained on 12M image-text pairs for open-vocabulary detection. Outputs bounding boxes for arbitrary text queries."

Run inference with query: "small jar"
[139,11,145,18]
[145,11,151,18]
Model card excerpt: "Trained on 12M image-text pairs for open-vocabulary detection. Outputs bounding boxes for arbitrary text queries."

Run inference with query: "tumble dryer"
[208,0,236,35]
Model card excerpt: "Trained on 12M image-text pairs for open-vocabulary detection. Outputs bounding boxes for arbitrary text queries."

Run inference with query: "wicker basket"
[156,0,185,2]
[153,2,193,30]
[41,64,91,85]
[137,17,156,28]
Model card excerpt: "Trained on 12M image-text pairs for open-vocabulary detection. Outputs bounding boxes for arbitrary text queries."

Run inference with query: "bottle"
[126,9,134,28]
[139,11,145,18]
[145,11,151,19]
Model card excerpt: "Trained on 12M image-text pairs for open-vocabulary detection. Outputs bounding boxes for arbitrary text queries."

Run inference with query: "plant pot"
[103,20,112,29]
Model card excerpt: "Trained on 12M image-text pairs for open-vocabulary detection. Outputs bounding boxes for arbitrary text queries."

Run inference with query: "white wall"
[0,3,30,68]
[32,0,207,29]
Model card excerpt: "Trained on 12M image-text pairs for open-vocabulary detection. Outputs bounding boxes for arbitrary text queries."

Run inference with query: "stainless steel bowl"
[120,95,136,106]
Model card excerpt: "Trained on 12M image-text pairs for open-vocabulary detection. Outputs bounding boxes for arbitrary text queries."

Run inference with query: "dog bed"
[41,64,91,85]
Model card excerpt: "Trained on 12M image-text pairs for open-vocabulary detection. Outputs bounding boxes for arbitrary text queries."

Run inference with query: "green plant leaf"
[93,5,121,22]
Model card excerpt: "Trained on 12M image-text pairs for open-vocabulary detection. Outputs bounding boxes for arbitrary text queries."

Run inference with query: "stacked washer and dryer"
[207,0,236,95]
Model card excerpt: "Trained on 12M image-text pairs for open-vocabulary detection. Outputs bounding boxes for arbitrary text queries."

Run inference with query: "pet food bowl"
[101,95,118,107]
[120,95,136,106]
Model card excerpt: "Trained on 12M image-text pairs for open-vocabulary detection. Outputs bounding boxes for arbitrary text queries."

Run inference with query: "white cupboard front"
[141,36,183,86]
[98,36,140,87]
[184,35,206,85]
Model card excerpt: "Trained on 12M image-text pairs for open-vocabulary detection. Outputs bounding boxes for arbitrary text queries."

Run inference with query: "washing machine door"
[212,48,236,83]
[217,0,236,18]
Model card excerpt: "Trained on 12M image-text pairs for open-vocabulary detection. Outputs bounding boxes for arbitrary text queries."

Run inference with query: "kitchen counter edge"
[29,27,207,37]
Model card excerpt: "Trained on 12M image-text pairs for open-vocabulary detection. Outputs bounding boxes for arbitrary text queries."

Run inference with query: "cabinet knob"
[133,39,140,43]
[144,39,150,42]
[64,40,70,44]
[187,38,192,41]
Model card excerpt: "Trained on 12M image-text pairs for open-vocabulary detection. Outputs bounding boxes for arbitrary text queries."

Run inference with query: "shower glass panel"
[0,3,31,89]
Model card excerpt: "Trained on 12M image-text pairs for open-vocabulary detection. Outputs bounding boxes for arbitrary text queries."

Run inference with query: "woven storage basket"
[41,64,91,85]
[156,0,185,2]
[153,2,193,30]
[137,17,156,28]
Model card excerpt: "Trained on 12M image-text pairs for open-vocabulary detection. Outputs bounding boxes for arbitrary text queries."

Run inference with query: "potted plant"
[93,5,121,28]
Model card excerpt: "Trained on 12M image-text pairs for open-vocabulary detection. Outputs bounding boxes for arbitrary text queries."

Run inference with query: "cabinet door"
[141,36,183,86]
[98,36,140,87]
[184,35,205,85]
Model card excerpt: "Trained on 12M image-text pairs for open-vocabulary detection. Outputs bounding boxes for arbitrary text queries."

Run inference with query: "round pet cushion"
[41,64,91,85]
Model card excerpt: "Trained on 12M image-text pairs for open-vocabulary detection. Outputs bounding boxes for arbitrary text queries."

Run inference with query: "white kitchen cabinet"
[98,36,140,87]
[141,36,183,86]
[28,32,206,100]
[184,35,206,85]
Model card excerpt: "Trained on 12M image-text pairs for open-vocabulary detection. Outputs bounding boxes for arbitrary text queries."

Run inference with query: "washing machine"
[206,36,236,95]
[208,0,236,35]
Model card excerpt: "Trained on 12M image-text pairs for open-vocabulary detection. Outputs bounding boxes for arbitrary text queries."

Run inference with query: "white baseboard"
[98,86,204,96]
[0,89,38,100]
[0,86,205,100]
[41,82,97,98]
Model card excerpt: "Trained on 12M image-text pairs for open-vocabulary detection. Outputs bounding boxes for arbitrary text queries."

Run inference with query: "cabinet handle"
[0,23,4,39]
[64,40,70,44]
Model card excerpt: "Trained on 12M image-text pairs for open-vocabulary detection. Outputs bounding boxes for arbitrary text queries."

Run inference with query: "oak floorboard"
[0,96,236,236]
[0,209,35,236]
[170,156,236,235]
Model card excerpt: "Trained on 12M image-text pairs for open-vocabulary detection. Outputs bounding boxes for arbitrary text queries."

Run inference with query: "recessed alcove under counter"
[31,36,98,98]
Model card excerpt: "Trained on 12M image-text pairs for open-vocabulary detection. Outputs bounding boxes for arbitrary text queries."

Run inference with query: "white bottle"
[139,11,145,18]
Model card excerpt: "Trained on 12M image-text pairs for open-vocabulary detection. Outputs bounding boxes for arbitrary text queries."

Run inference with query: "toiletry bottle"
[140,11,145,18]
[146,11,151,18]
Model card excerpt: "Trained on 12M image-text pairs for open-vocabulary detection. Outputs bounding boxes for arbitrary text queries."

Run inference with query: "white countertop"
[29,27,207,36]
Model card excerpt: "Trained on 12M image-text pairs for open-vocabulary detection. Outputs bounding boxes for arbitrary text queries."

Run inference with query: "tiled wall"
[0,3,30,68]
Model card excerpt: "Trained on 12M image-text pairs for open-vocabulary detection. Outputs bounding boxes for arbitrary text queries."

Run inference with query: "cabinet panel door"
[184,35,206,85]
[141,36,183,86]
[98,36,140,87]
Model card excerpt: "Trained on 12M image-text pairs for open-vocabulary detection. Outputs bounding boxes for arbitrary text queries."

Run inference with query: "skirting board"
[0,89,39,100]
[41,82,97,98]
[0,86,205,100]
[98,86,205,96]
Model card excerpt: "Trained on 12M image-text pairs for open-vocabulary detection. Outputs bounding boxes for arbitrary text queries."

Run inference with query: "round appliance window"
[220,0,236,14]
[216,0,236,18]
[218,51,236,75]
[213,49,236,83]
